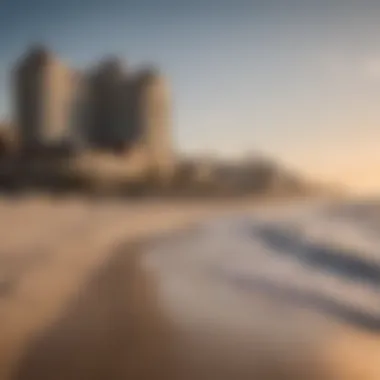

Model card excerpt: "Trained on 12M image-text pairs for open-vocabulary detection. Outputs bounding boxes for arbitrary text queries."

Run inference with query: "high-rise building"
[131,68,174,180]
[13,46,174,180]
[85,58,133,150]
[14,46,78,153]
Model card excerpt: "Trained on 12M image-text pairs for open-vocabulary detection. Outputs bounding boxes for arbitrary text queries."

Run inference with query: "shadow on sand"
[12,244,175,380]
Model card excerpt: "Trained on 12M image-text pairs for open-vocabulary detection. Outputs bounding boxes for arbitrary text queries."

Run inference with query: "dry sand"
[0,196,379,379]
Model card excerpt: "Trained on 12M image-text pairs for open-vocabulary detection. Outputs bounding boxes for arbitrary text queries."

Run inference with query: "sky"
[1,0,380,193]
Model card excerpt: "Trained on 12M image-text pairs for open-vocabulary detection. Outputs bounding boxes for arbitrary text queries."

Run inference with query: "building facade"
[130,69,174,180]
[83,60,174,179]
[14,46,78,153]
[85,58,137,151]
[13,46,174,180]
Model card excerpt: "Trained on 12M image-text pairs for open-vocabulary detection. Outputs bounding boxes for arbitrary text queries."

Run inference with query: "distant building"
[131,68,174,180]
[85,57,130,150]
[84,61,174,179]
[14,46,79,153]
[12,46,175,181]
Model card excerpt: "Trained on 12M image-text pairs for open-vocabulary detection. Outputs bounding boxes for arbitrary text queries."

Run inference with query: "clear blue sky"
[1,0,380,193]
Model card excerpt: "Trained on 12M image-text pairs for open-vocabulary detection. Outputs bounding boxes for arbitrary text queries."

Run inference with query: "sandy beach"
[0,196,379,379]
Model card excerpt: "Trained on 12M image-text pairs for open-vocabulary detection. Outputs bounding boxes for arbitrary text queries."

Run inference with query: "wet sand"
[0,197,277,379]
[7,241,380,380]
[10,243,325,380]
[0,197,379,379]
[3,240,325,380]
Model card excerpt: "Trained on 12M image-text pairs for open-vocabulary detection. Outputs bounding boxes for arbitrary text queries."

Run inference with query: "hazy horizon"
[1,1,380,194]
